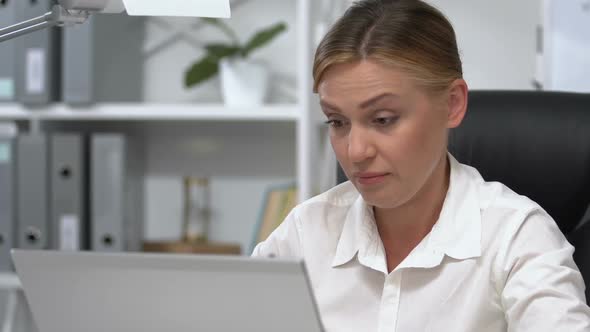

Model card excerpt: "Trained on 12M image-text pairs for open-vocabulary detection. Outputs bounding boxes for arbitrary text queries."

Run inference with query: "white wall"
[427,0,541,90]
[544,0,590,92]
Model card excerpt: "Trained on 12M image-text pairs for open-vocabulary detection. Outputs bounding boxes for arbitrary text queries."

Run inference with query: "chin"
[365,198,404,210]
[356,187,406,209]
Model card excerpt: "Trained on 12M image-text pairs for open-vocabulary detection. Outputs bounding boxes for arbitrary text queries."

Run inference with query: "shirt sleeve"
[497,208,590,331]
[251,208,303,258]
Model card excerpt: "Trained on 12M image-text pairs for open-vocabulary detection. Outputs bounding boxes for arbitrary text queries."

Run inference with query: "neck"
[374,153,450,243]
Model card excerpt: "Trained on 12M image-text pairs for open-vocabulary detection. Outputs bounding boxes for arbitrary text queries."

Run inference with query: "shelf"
[0,107,30,121]
[0,103,301,122]
[0,273,21,290]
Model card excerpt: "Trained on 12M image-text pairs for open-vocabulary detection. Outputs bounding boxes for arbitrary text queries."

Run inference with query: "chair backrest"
[336,90,590,302]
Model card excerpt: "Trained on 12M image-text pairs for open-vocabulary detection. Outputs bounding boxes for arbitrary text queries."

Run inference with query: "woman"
[252,0,590,331]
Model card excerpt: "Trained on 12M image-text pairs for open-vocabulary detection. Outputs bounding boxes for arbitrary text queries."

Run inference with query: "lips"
[354,172,389,178]
[354,172,390,185]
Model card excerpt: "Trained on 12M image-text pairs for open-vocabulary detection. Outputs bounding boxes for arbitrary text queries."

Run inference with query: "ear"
[446,79,468,129]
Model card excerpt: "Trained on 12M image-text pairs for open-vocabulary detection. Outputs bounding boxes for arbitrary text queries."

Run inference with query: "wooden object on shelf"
[182,177,210,243]
[142,241,241,255]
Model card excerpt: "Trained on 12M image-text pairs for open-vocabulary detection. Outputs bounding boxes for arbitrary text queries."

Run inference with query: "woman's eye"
[325,119,344,128]
[373,117,397,126]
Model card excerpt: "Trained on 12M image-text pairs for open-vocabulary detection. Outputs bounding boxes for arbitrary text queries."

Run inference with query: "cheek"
[401,110,447,155]
[380,121,426,160]
[330,134,347,161]
[385,113,446,179]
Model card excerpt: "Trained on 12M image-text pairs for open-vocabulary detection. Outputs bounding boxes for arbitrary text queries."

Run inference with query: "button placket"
[377,270,402,332]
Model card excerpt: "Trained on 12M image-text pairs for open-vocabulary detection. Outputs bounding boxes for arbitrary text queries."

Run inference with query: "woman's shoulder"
[287,181,361,231]
[457,161,559,246]
[461,162,563,253]
[457,161,544,218]
[460,164,571,284]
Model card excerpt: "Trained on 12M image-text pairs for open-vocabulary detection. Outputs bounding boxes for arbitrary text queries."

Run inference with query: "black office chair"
[336,90,590,304]
[448,90,590,304]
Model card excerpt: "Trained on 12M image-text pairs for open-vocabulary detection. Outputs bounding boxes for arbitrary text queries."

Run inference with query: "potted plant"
[184,18,287,106]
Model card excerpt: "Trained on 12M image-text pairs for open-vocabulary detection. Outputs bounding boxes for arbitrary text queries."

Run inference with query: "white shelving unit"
[0,0,322,250]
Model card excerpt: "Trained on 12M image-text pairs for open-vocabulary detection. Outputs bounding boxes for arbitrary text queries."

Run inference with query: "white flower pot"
[219,58,270,107]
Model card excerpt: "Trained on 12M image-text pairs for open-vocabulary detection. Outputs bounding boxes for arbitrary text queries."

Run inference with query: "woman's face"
[318,60,465,209]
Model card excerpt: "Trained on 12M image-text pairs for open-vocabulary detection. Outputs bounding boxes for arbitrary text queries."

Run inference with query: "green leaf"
[184,55,220,88]
[200,18,239,44]
[205,44,241,60]
[242,22,287,57]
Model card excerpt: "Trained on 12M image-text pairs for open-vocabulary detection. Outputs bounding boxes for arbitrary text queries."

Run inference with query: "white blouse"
[252,154,590,332]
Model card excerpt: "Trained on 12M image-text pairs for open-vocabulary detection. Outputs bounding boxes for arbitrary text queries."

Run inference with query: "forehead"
[318,60,414,100]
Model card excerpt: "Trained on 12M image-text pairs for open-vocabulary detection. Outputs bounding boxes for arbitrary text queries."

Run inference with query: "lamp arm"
[0,5,90,43]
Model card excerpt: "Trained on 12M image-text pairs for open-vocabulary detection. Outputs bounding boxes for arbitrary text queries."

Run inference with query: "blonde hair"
[313,0,463,94]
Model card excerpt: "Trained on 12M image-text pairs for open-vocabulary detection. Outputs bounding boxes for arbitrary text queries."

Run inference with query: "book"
[250,183,297,253]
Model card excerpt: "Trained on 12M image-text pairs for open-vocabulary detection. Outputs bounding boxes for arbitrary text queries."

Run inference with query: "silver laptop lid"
[12,250,324,332]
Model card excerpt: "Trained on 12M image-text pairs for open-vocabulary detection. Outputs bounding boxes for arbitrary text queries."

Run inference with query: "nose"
[347,125,376,163]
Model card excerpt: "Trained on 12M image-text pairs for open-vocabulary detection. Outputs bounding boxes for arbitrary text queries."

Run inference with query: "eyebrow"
[359,92,399,109]
[319,100,341,114]
[320,92,399,114]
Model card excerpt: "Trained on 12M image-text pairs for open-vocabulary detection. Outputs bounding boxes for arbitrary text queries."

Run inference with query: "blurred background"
[0,0,588,330]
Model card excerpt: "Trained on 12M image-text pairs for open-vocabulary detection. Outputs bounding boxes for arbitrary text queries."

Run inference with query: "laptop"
[11,249,325,332]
